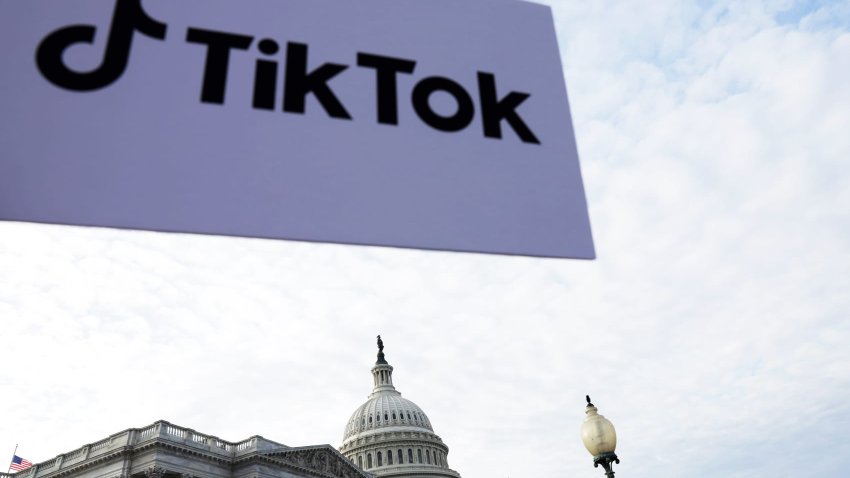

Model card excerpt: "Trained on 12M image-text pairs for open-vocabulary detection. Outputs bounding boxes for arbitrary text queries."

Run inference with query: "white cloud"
[2,1,849,478]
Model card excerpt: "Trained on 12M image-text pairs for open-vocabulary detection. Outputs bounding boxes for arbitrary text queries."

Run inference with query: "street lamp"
[581,395,619,477]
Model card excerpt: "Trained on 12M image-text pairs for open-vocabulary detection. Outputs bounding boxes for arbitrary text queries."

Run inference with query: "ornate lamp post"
[580,396,619,477]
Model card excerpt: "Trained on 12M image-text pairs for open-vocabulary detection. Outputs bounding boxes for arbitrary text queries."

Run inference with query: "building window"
[358,456,363,468]
[408,449,413,463]
[417,449,423,463]
[384,413,388,420]
[377,451,383,467]
[387,449,393,465]
[392,412,397,420]
[367,453,373,469]
[398,449,403,464]
[426,449,431,464]
[407,412,411,419]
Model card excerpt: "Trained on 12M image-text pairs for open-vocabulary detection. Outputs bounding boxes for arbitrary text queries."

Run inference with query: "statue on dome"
[376,335,388,364]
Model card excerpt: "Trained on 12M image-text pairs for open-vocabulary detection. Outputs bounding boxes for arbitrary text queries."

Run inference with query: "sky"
[2,1,850,478]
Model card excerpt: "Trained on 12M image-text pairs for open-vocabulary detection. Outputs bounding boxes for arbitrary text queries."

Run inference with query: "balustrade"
[89,439,110,452]
[234,438,254,451]
[138,423,159,440]
[63,448,85,461]
[165,424,186,438]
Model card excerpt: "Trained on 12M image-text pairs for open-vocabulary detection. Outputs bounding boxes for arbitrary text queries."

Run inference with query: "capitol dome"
[339,337,461,478]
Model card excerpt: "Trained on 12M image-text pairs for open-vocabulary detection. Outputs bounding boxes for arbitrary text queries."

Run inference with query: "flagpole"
[7,444,18,473]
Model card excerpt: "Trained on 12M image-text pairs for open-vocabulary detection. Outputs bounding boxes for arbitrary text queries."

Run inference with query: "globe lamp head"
[580,396,617,457]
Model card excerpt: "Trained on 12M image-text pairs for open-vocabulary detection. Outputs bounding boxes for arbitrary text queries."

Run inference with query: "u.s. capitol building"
[1,339,461,478]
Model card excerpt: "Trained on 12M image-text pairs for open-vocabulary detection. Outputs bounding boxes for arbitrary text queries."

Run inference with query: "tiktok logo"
[33,0,541,144]
[36,0,166,91]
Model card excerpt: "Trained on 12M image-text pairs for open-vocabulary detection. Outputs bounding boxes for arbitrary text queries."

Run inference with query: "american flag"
[10,455,32,472]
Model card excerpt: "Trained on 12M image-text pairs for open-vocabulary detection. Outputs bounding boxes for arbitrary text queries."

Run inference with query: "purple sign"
[0,0,594,258]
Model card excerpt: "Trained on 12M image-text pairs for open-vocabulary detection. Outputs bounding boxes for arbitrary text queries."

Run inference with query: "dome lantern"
[370,335,397,396]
